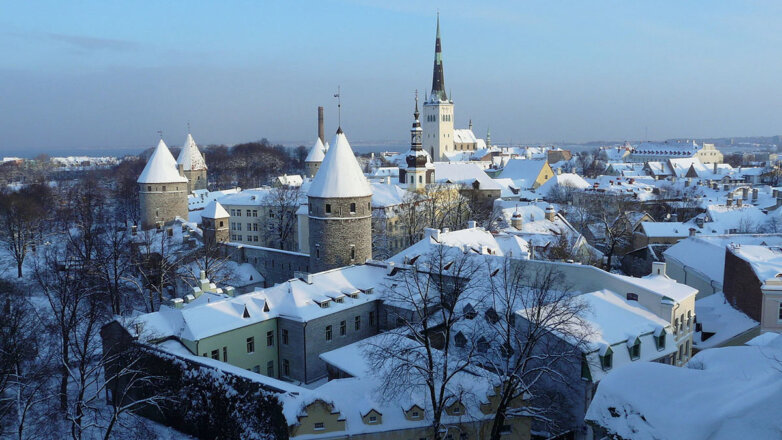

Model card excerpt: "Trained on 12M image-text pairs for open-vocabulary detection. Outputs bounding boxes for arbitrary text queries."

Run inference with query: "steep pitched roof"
[201,200,229,219]
[305,137,326,163]
[137,139,188,184]
[177,133,207,171]
[308,130,372,198]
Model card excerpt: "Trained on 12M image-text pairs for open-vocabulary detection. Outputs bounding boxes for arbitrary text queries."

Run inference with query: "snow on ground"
[586,342,782,440]
[694,291,758,348]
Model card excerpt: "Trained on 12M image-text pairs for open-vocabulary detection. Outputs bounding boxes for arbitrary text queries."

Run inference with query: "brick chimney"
[318,106,325,145]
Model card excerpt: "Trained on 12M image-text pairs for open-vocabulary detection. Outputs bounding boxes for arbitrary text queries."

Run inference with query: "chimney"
[696,216,704,228]
[753,188,759,201]
[742,187,749,200]
[318,106,325,144]
[511,212,523,230]
[737,198,743,207]
[651,261,667,277]
[424,227,440,241]
[689,227,696,237]
[467,220,477,229]
[545,205,556,222]
[713,162,718,174]
[171,298,184,309]
[386,261,396,275]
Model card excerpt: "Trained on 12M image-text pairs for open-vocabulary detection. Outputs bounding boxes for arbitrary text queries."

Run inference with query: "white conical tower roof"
[201,200,229,219]
[137,139,188,184]
[177,133,207,171]
[305,137,326,162]
[308,129,372,198]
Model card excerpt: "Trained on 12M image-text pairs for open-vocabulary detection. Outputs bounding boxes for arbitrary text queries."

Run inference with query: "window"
[369,311,375,327]
[355,316,361,331]
[253,223,258,231]
[252,365,260,373]
[236,223,242,231]
[350,246,356,260]
[267,331,274,346]
[211,350,219,360]
[247,222,251,231]
[316,246,320,258]
[674,318,679,335]
[246,337,255,353]
[282,329,289,345]
[325,204,331,213]
[412,411,419,418]
[368,415,377,423]
[162,185,166,191]
[655,331,666,351]
[147,185,151,191]
[267,361,274,377]
[600,348,613,371]
[283,359,290,376]
[340,320,346,336]
[222,346,228,362]
[236,210,241,216]
[326,325,332,341]
[246,209,251,217]
[778,302,782,321]
[687,311,692,328]
[237,235,242,241]
[252,210,257,217]
[350,202,356,213]
[314,422,324,431]
[629,339,641,360]
[626,292,639,301]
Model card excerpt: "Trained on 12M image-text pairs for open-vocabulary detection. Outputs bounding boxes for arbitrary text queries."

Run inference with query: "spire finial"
[187,121,191,133]
[414,89,419,117]
[334,85,342,131]
[157,130,163,140]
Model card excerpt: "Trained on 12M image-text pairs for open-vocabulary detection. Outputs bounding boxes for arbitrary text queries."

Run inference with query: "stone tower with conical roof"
[307,128,372,272]
[200,200,229,245]
[138,139,189,229]
[399,92,434,190]
[304,137,326,179]
[177,133,208,193]
[422,13,454,162]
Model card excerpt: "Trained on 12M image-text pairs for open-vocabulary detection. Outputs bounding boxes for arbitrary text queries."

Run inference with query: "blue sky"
[1,1,781,154]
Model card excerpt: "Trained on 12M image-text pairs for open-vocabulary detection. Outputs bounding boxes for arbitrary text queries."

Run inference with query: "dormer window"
[600,347,613,371]
[628,338,641,360]
[655,329,666,351]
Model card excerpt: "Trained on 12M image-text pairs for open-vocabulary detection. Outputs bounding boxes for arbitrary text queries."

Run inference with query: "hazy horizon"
[2,1,782,154]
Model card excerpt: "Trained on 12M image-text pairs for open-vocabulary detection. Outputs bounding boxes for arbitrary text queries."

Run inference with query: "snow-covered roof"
[370,182,410,208]
[694,291,757,349]
[452,128,477,144]
[731,244,782,281]
[389,227,530,263]
[433,163,501,190]
[305,137,326,163]
[137,139,189,184]
[631,140,701,158]
[177,133,207,171]
[585,343,782,440]
[537,173,589,195]
[496,159,548,186]
[201,200,229,219]
[308,131,372,199]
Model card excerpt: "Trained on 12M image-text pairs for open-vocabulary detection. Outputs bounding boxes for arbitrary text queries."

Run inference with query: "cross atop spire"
[430,13,447,103]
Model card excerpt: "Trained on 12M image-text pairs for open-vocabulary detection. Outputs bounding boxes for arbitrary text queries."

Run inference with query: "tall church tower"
[422,14,454,162]
[399,92,434,190]
[307,128,373,273]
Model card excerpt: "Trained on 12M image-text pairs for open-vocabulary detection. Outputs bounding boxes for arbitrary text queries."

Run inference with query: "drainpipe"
[302,321,308,384]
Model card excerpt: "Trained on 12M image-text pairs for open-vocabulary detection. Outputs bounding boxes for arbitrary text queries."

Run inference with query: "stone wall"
[224,243,309,286]
[139,183,189,230]
[183,168,208,193]
[308,195,372,273]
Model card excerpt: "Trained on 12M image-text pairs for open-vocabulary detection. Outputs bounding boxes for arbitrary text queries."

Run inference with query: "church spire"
[430,13,447,103]
[411,90,422,151]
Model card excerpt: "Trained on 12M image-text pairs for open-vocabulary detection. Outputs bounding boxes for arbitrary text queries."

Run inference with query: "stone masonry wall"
[139,183,189,230]
[308,196,372,273]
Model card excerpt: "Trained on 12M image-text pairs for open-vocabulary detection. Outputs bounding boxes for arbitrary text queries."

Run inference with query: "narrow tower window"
[350,203,356,213]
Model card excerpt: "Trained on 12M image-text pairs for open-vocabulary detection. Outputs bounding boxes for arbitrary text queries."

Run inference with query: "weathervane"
[334,85,341,128]
[157,130,163,140]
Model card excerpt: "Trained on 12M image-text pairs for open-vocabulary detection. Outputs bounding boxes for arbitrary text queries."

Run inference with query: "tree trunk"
[17,260,23,278]
[60,338,69,411]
